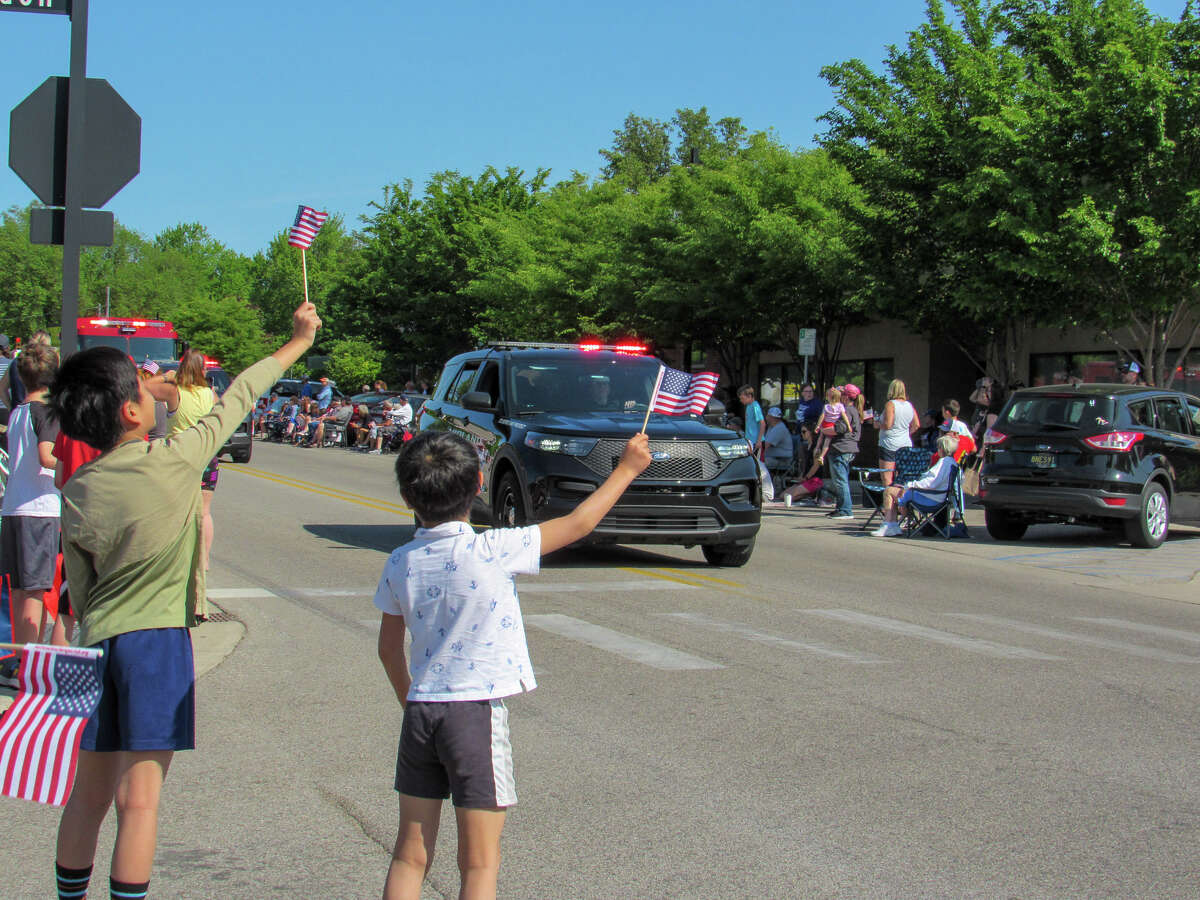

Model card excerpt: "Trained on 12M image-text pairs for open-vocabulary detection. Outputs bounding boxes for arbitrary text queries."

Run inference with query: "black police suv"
[979,384,1200,548]
[419,343,762,565]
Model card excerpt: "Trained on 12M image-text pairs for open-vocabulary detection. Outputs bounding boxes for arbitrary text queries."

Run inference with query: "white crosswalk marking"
[525,614,724,670]
[1073,617,1200,645]
[206,588,276,599]
[799,609,1065,660]
[948,614,1200,663]
[659,612,888,664]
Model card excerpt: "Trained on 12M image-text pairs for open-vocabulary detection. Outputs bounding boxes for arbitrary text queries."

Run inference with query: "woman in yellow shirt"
[157,350,217,619]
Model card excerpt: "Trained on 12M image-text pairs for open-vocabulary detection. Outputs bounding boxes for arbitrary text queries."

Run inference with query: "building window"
[759,364,807,420]
[830,358,894,418]
[1030,349,1199,394]
[1030,352,1118,386]
[1171,349,1200,397]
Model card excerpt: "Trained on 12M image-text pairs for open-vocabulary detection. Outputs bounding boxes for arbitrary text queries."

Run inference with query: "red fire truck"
[75,317,180,363]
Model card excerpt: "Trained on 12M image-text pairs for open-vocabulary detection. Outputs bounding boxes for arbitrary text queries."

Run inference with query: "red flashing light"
[613,343,647,354]
[577,342,602,352]
[1084,431,1144,452]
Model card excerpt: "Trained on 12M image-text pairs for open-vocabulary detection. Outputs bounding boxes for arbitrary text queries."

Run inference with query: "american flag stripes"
[287,205,328,249]
[650,366,719,416]
[0,645,102,806]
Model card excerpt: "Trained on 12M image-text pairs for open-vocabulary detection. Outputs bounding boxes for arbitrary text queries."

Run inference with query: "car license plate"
[1029,453,1055,468]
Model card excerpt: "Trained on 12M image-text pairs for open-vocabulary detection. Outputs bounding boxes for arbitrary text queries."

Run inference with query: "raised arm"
[169,302,321,469]
[539,433,651,554]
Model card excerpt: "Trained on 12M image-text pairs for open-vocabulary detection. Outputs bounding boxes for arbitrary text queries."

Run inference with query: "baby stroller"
[384,424,413,452]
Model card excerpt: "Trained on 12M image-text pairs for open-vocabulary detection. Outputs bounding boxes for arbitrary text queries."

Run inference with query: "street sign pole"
[60,0,88,356]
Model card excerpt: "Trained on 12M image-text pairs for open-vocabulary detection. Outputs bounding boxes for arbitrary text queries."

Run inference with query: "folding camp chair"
[900,463,970,539]
[855,446,931,531]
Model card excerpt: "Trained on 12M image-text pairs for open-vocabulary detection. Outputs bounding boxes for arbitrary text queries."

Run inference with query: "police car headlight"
[711,438,751,460]
[524,433,598,456]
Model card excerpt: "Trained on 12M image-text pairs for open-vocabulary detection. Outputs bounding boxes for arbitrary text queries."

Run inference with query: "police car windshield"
[509,356,662,414]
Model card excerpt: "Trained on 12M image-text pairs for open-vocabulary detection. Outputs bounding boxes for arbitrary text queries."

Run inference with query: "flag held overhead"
[287,205,328,250]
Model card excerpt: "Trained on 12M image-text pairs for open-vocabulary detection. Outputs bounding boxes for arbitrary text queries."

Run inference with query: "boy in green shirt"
[46,301,321,900]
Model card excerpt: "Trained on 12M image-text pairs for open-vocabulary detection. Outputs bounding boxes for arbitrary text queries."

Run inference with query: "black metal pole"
[59,0,87,357]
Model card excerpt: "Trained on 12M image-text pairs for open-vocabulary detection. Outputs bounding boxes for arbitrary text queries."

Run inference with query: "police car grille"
[597,510,723,532]
[582,439,724,481]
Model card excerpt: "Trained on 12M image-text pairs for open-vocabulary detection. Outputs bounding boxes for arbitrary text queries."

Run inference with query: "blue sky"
[0,0,1190,256]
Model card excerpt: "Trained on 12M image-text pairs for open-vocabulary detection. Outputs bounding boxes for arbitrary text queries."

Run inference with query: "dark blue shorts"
[81,628,196,753]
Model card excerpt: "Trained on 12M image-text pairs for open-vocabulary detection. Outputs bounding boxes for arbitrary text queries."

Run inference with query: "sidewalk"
[0,604,244,716]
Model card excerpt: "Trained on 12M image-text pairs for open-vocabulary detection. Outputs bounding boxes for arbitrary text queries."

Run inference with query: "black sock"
[56,862,92,899]
[110,878,150,900]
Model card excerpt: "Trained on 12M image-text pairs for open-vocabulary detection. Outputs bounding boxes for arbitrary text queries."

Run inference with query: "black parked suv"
[979,384,1200,547]
[419,343,762,565]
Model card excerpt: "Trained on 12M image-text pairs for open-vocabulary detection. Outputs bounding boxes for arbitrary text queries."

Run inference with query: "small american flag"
[0,645,102,806]
[139,358,159,375]
[287,205,328,249]
[651,366,719,416]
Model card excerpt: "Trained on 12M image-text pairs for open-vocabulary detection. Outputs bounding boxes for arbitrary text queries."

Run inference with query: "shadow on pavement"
[304,523,417,553]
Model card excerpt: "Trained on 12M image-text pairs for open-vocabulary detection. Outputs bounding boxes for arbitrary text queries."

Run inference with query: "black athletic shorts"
[395,698,516,809]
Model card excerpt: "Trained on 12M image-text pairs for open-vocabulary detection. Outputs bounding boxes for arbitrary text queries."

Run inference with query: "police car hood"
[517,412,735,440]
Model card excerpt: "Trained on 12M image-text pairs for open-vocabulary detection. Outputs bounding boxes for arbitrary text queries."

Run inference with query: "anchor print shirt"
[374,520,540,702]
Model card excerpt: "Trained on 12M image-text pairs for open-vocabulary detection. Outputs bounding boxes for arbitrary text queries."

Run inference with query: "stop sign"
[8,76,140,208]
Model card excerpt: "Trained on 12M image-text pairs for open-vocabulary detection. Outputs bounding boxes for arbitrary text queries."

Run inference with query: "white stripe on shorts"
[490,699,517,807]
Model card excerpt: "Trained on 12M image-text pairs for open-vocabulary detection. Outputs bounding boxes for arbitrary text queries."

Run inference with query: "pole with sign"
[797,327,816,386]
[5,0,141,356]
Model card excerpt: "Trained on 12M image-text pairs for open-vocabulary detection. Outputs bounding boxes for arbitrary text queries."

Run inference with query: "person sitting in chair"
[871,433,959,537]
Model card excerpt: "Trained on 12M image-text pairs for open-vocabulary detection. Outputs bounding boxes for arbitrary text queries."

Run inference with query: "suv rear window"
[999,395,1116,431]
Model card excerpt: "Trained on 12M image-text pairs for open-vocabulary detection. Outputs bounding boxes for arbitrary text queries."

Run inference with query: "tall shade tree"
[352,167,548,369]
[0,205,64,340]
[821,0,1200,387]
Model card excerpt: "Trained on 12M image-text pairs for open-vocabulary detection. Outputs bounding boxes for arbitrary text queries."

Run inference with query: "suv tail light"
[1083,431,1144,452]
[982,428,1007,446]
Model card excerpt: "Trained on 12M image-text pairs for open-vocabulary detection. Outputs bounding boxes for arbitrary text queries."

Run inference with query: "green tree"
[325,337,385,390]
[0,205,63,340]
[351,167,548,369]
[821,0,1200,387]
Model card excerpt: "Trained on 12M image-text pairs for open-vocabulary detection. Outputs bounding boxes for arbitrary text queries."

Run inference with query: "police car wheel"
[495,473,526,528]
[701,538,755,567]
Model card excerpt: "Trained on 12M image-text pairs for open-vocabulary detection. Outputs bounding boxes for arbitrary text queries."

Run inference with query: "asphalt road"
[4,440,1199,898]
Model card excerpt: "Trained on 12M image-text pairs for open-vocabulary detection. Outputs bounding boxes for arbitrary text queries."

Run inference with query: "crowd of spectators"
[757,378,982,535]
[253,385,414,454]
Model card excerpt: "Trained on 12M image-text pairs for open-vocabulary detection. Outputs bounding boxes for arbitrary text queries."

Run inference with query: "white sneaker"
[784,494,793,508]
[368,449,382,455]
[872,522,902,537]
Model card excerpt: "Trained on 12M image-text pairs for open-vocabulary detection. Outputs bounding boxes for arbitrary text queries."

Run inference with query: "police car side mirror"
[462,392,498,414]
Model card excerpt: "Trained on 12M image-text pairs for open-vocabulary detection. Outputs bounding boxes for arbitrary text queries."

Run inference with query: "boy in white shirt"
[375,429,650,900]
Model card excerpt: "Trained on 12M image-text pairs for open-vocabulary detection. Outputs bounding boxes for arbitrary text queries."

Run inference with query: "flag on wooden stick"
[286,205,328,249]
[0,644,102,806]
[650,366,719,416]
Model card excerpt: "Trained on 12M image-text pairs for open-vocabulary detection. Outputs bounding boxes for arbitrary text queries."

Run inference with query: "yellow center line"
[658,568,743,588]
[226,465,415,519]
[239,464,404,509]
[617,566,751,595]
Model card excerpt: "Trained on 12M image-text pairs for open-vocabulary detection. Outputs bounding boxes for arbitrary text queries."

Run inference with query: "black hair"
[48,346,139,450]
[393,430,480,526]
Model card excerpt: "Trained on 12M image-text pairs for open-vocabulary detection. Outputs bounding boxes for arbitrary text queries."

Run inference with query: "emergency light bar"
[488,340,648,354]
